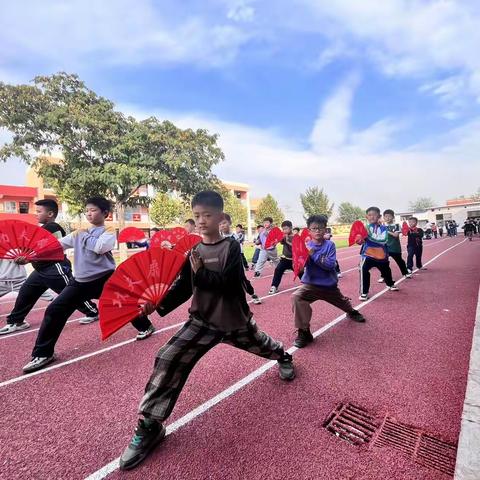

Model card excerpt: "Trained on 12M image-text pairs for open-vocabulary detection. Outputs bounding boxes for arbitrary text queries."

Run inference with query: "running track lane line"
[84,238,467,480]
[0,284,303,386]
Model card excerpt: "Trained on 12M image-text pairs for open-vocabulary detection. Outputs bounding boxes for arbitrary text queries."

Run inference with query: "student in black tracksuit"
[269,220,294,294]
[0,199,98,336]
[406,217,424,271]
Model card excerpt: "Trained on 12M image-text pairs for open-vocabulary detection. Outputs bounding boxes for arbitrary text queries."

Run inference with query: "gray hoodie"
[61,226,116,282]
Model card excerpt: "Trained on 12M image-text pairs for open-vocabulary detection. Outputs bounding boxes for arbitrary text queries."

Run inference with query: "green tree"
[409,197,435,212]
[223,192,247,227]
[337,202,364,223]
[300,186,334,220]
[0,72,224,229]
[149,192,183,227]
[255,194,284,225]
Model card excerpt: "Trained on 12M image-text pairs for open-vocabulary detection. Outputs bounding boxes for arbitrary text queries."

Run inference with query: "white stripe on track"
[84,238,466,480]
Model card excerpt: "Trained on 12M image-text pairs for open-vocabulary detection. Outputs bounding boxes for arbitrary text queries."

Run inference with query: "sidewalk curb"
[455,283,480,479]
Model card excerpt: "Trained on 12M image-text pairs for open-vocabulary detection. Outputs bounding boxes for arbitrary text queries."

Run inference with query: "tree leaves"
[300,186,334,220]
[255,194,284,225]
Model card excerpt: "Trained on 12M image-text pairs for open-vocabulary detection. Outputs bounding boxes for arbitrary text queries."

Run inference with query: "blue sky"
[1,0,480,221]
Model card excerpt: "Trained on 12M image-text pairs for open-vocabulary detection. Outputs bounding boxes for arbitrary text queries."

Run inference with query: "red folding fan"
[348,220,368,246]
[292,234,309,279]
[99,247,187,340]
[150,227,187,248]
[300,228,311,243]
[173,233,202,256]
[118,227,145,243]
[0,220,64,262]
[265,227,283,249]
[401,221,409,236]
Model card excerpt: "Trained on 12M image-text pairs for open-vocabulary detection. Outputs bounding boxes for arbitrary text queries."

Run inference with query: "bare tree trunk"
[116,203,128,262]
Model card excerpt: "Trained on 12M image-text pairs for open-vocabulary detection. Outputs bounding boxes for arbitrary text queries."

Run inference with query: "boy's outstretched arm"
[157,260,193,317]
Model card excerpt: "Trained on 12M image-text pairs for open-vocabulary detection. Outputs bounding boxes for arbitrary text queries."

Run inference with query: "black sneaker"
[278,355,295,381]
[119,419,166,471]
[294,329,314,348]
[347,310,366,323]
[253,271,261,278]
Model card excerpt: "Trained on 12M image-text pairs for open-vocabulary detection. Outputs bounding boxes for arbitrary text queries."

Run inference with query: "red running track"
[0,237,477,480]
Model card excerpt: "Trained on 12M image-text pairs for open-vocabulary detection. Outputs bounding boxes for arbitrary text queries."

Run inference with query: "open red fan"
[118,227,145,243]
[0,220,64,262]
[99,248,187,340]
[292,234,309,279]
[348,220,368,246]
[265,227,283,249]
[174,233,202,256]
[300,228,311,243]
[401,221,409,236]
[150,227,187,248]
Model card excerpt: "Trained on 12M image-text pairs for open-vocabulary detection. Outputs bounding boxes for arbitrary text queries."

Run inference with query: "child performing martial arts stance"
[119,191,294,470]
[22,197,154,373]
[292,215,365,348]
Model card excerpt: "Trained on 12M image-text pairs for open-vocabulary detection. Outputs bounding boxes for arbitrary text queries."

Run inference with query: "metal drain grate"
[324,403,457,477]
[374,419,457,477]
[323,403,380,445]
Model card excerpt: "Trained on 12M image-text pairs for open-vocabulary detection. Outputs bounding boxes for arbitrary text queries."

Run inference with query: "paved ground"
[0,236,478,480]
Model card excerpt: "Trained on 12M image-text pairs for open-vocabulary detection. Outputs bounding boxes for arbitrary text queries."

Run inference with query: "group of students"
[0,192,432,470]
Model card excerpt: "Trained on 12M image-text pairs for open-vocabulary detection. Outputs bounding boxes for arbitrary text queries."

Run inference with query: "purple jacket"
[301,240,338,288]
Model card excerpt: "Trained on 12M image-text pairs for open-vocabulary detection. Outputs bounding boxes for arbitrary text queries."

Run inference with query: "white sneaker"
[268,287,277,295]
[388,286,399,291]
[136,325,156,340]
[337,272,343,278]
[377,278,385,283]
[405,273,413,279]
[359,294,368,301]
[251,294,262,305]
[0,322,30,335]
[23,355,55,373]
[78,315,99,325]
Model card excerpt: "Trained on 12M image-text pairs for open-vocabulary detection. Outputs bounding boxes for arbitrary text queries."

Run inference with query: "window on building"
[19,202,29,214]
[4,201,16,213]
[234,190,242,199]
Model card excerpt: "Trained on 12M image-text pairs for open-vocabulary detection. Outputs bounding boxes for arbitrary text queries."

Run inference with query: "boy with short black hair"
[0,199,98,336]
[234,223,249,270]
[293,227,300,235]
[119,190,294,470]
[406,217,424,270]
[378,209,411,283]
[292,215,365,348]
[358,207,398,301]
[22,197,154,373]
[250,225,263,270]
[184,219,196,234]
[254,217,280,277]
[269,220,294,294]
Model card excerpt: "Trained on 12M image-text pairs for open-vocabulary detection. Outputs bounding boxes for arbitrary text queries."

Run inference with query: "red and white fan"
[0,220,64,262]
[118,227,145,243]
[292,234,309,279]
[173,233,202,256]
[348,220,368,246]
[264,227,283,249]
[99,248,187,340]
[401,221,409,236]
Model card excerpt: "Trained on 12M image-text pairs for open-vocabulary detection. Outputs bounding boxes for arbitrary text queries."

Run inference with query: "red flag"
[348,221,368,246]
[401,221,409,236]
[265,227,283,249]
[99,248,186,340]
[118,227,145,243]
[0,220,64,262]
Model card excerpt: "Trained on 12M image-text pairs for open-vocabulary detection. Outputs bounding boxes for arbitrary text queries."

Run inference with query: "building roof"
[0,185,37,198]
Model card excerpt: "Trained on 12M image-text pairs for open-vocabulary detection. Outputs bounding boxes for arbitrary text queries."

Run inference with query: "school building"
[397,197,480,227]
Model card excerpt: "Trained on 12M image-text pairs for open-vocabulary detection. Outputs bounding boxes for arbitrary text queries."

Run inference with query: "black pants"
[32,272,152,357]
[272,258,293,288]
[240,253,248,269]
[335,260,341,274]
[7,264,97,325]
[360,257,394,295]
[407,245,423,270]
[388,251,409,276]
